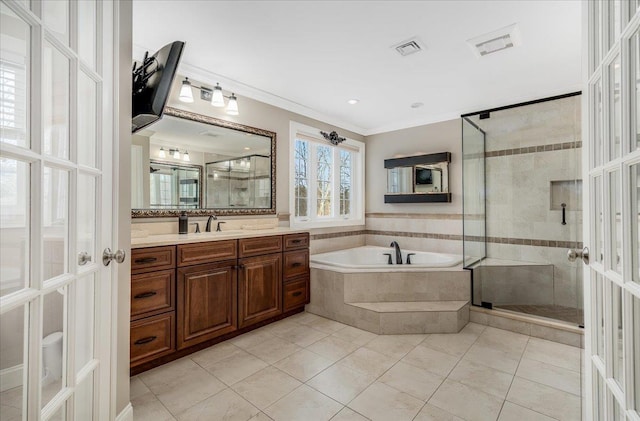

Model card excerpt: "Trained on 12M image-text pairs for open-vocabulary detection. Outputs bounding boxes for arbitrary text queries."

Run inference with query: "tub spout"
[390,241,402,264]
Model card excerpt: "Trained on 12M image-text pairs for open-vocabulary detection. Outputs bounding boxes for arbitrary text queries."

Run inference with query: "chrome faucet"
[205,214,217,232]
[390,241,402,264]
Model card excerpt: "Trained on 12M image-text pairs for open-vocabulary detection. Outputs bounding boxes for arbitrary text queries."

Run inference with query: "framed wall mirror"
[131,107,276,217]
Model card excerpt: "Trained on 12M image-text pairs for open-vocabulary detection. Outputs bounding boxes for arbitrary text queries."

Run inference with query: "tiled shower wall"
[476,95,583,309]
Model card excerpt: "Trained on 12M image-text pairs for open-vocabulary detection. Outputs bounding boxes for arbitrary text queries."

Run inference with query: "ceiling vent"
[467,23,522,58]
[392,37,425,57]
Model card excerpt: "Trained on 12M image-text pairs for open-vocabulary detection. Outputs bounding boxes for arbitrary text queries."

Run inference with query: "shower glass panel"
[463,94,583,326]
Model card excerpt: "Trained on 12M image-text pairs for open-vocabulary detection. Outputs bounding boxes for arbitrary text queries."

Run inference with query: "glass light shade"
[172,149,180,159]
[226,94,239,115]
[179,79,194,103]
[158,147,166,158]
[211,83,225,107]
[183,151,190,162]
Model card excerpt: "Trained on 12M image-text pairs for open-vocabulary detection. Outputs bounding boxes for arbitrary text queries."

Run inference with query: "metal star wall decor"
[320,130,346,146]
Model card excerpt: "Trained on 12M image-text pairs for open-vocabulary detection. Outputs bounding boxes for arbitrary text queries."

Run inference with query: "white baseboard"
[115,402,133,421]
[0,364,23,392]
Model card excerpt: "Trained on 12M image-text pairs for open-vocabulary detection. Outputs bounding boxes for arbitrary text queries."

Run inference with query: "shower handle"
[567,247,589,265]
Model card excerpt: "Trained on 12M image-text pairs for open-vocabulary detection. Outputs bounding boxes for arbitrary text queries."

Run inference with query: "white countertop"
[131,227,309,248]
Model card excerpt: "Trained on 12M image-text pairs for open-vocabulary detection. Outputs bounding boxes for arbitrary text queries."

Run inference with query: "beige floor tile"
[306,335,360,362]
[498,401,556,421]
[339,347,397,378]
[204,350,269,386]
[264,384,343,421]
[401,345,459,377]
[523,337,581,372]
[287,311,323,325]
[377,361,444,401]
[506,377,581,421]
[306,317,349,333]
[0,405,21,421]
[348,382,424,421]
[231,330,276,350]
[139,359,226,415]
[175,388,260,421]
[462,343,521,374]
[413,403,464,421]
[248,412,274,421]
[428,379,503,421]
[132,392,176,421]
[306,364,377,405]
[363,335,419,360]
[448,360,514,399]
[331,326,378,346]
[245,336,302,364]
[275,324,329,347]
[516,357,581,396]
[191,342,244,368]
[232,367,302,410]
[330,407,370,421]
[273,349,334,381]
[260,319,300,337]
[130,376,151,400]
[460,322,487,336]
[475,327,529,359]
[421,332,478,358]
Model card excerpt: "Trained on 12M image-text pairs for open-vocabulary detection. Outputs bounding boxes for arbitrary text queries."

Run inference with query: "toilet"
[42,331,63,385]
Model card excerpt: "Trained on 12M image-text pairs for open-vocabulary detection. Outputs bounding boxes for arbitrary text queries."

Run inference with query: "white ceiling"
[133,1,581,136]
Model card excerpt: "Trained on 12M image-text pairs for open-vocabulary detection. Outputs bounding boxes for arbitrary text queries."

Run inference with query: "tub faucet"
[205,214,217,232]
[390,241,402,264]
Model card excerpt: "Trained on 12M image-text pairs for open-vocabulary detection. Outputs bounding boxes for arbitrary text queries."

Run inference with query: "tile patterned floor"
[496,304,584,325]
[130,312,583,421]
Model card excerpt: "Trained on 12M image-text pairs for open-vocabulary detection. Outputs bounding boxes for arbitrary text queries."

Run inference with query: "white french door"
[0,0,118,419]
[584,0,640,420]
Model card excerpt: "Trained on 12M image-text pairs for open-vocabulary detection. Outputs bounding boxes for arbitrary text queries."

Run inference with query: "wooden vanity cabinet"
[238,253,282,329]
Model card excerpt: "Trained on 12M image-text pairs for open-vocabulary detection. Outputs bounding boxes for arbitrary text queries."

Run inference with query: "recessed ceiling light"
[244,147,251,150]
[411,102,424,109]
[347,99,359,105]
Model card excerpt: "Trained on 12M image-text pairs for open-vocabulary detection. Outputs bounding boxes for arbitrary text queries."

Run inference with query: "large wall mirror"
[131,107,276,217]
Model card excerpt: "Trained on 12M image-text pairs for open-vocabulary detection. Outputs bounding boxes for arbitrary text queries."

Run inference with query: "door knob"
[567,246,589,265]
[78,252,92,266]
[103,248,126,266]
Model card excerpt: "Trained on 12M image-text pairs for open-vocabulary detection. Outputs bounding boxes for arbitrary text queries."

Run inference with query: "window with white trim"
[290,121,364,228]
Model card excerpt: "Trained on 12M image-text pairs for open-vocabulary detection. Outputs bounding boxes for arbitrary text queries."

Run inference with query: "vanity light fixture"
[178,78,240,115]
[172,149,180,159]
[183,151,190,162]
[159,147,166,158]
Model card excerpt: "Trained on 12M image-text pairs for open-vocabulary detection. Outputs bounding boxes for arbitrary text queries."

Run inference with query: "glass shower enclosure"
[205,154,271,208]
[462,94,583,326]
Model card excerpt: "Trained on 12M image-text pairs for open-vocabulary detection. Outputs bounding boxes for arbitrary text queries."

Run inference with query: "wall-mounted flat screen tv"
[415,167,433,185]
[132,41,184,133]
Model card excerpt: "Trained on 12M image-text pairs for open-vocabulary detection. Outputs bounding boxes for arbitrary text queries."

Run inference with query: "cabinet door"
[238,253,282,328]
[177,261,237,349]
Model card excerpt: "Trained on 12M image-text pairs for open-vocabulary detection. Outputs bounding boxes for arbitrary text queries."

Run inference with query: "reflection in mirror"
[383,152,451,203]
[131,107,276,217]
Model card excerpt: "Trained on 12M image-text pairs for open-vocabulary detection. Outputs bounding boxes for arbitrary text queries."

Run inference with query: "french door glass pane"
[609,1,621,47]
[0,158,29,296]
[0,3,30,149]
[0,305,27,420]
[316,144,332,217]
[43,42,70,160]
[609,170,622,273]
[632,29,640,152]
[42,0,68,45]
[77,174,96,263]
[633,163,640,285]
[78,72,97,167]
[594,79,604,167]
[634,296,640,411]
[41,288,67,409]
[75,274,94,372]
[43,167,69,281]
[595,371,605,420]
[594,175,604,264]
[611,282,623,389]
[594,271,605,358]
[77,0,96,70]
[591,1,601,73]
[74,370,94,421]
[48,402,66,420]
[610,55,622,160]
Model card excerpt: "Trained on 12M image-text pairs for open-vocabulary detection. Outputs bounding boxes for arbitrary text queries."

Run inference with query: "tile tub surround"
[307,267,471,334]
[129,312,583,421]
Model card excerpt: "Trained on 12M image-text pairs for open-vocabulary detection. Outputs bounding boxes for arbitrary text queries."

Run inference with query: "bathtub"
[310,246,463,273]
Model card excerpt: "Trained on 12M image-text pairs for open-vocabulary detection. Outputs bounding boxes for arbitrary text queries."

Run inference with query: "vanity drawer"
[238,236,283,257]
[283,249,309,281]
[130,312,175,366]
[283,233,309,251]
[131,270,175,320]
[283,277,309,311]
[131,246,176,274]
[177,240,237,267]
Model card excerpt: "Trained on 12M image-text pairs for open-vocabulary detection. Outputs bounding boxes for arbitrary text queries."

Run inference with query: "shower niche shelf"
[384,152,452,203]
